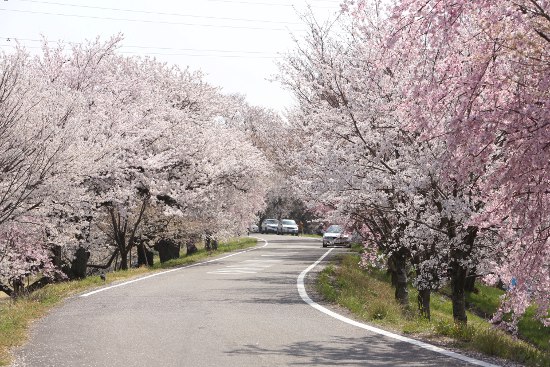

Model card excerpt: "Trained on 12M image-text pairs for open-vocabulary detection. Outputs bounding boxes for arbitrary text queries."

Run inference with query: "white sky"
[1,0,342,112]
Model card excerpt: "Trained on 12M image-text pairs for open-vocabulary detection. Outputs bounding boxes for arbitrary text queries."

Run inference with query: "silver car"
[277,219,299,235]
[322,225,351,247]
[261,219,279,234]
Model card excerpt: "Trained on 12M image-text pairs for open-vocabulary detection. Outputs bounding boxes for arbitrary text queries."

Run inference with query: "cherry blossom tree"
[0,221,60,296]
[0,37,121,292]
[384,0,550,326]
[280,4,510,324]
[0,35,273,285]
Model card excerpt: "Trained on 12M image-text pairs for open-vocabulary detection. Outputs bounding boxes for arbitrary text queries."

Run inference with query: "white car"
[278,219,299,235]
[322,225,351,247]
[261,219,279,234]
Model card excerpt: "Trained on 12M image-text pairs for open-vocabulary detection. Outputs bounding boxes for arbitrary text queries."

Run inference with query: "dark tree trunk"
[205,235,212,251]
[154,239,180,263]
[51,245,63,268]
[394,252,409,306]
[108,195,150,272]
[387,256,398,287]
[87,249,120,270]
[50,244,70,281]
[119,250,129,270]
[450,226,478,324]
[26,277,51,293]
[451,262,468,324]
[12,278,24,297]
[417,289,431,320]
[465,269,476,293]
[186,238,198,256]
[137,243,153,267]
[70,247,90,279]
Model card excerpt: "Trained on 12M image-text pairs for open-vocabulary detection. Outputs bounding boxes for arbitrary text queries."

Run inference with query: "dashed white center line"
[208,258,282,274]
[210,270,257,274]
[261,252,297,257]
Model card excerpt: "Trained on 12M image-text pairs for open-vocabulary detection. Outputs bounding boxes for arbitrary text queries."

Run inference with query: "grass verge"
[316,253,549,367]
[0,237,257,366]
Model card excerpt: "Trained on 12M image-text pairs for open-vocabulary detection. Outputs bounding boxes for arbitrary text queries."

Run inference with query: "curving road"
[12,235,498,367]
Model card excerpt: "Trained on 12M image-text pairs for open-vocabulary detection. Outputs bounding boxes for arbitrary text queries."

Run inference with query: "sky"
[0,0,343,113]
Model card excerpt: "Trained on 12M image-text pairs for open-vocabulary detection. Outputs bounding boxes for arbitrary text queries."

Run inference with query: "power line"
[0,8,306,31]
[159,0,336,8]
[0,43,282,59]
[14,0,303,25]
[0,36,278,55]
[122,50,281,59]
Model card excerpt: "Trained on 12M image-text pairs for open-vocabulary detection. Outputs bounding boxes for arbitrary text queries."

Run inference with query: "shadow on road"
[225,335,468,366]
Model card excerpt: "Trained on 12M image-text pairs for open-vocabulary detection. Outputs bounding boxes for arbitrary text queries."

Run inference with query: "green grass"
[0,237,257,366]
[316,253,549,367]
[465,283,504,317]
[518,306,550,353]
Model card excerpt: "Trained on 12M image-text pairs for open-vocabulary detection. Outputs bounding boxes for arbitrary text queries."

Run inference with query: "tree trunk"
[12,278,24,297]
[387,256,398,287]
[465,268,476,293]
[394,252,409,306]
[417,288,431,320]
[450,226,478,324]
[186,238,198,256]
[87,249,120,270]
[70,247,90,279]
[119,249,129,270]
[154,239,180,262]
[137,243,153,267]
[451,262,468,324]
[51,245,63,268]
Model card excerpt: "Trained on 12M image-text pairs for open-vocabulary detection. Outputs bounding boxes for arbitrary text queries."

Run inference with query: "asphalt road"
[12,235,496,367]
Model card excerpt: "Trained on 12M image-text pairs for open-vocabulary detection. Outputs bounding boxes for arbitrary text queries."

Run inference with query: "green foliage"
[316,253,550,367]
[316,265,338,302]
[518,307,550,353]
[465,284,504,317]
[471,328,547,366]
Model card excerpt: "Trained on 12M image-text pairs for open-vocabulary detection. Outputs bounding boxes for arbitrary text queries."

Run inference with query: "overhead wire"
[14,0,339,7]
[12,0,303,25]
[0,8,306,31]
[0,36,278,55]
[197,0,338,7]
[0,0,337,59]
[0,42,283,59]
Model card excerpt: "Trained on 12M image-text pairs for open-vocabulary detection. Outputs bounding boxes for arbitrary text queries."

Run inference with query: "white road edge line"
[80,237,268,297]
[296,248,500,367]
